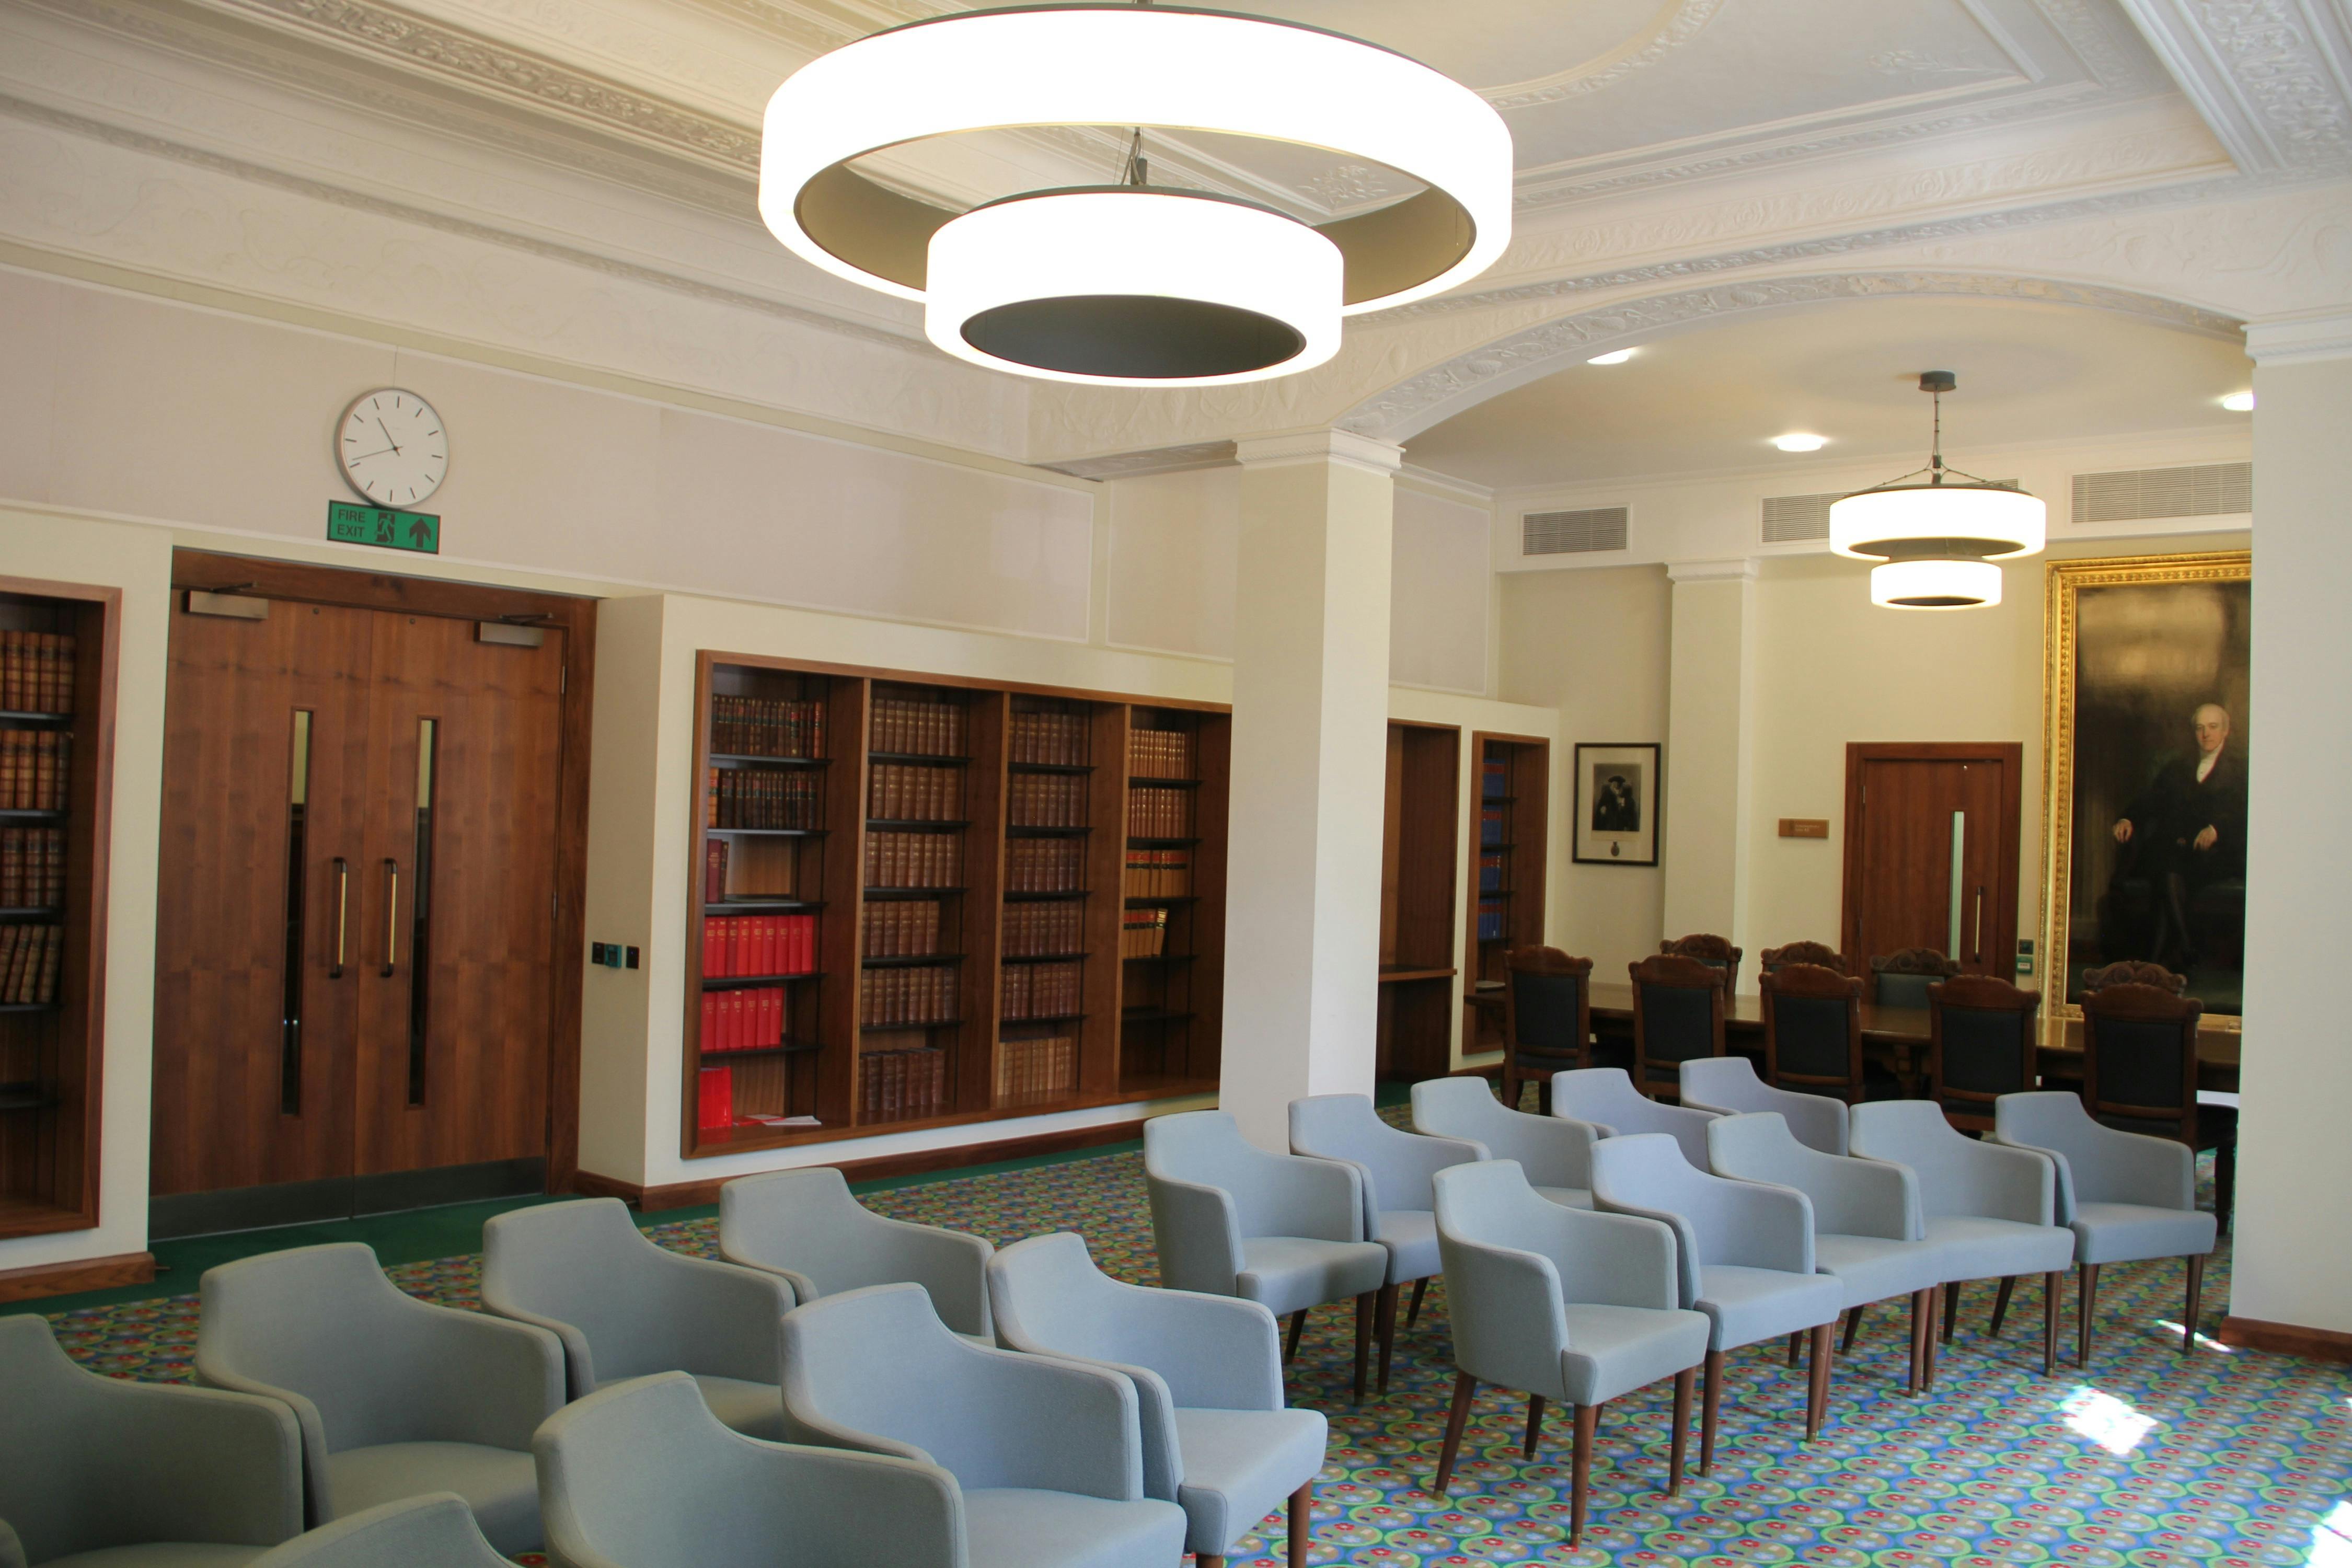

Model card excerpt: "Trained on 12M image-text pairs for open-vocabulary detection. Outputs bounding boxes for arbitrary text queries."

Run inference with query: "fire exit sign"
[328,501,440,555]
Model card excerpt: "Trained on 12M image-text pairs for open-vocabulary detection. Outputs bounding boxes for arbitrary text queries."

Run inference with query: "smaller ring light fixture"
[1829,371,2045,610]
[758,4,1513,387]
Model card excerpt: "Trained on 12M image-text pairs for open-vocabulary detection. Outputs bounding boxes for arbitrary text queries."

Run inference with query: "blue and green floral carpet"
[41,1145,2352,1567]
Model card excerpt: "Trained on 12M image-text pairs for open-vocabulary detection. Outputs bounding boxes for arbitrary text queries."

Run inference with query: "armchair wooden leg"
[1924,1287,1942,1391]
[1408,1276,1428,1329]
[1942,1281,1961,1342]
[1376,1281,1400,1395]
[1669,1366,1694,1494]
[1699,1348,1724,1475]
[1988,1275,2016,1338]
[1285,1310,1305,1364]
[1805,1323,1834,1440]
[2184,1253,2205,1354]
[1288,1484,1310,1568]
[1907,1289,1930,1396]
[1569,1402,1600,1547]
[1353,1292,1374,1403]
[2041,1271,2061,1376]
[1200,1558,1223,1567]
[2077,1262,2101,1367]
[1433,1371,1477,1494]
[1524,1393,1546,1458]
[1786,1331,1803,1367]
[1842,1304,1864,1354]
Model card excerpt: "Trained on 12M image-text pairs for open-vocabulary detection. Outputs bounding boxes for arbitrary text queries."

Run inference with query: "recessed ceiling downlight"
[2221,390,2255,412]
[1773,433,1828,452]
[1588,349,1636,365]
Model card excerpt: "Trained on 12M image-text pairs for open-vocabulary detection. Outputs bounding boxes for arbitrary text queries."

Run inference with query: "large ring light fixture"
[758,4,1513,385]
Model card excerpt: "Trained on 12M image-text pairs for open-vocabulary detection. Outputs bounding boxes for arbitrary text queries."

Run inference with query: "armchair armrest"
[2050,1120,2195,1211]
[1235,1150,1366,1244]
[865,1218,993,1339]
[194,1359,335,1528]
[644,1249,792,1383]
[933,1345,1147,1501]
[1802,1155,1920,1242]
[0,1518,22,1568]
[1588,1192,1705,1308]
[83,1378,305,1550]
[1555,1208,1684,1311]
[746,1444,966,1568]
[1148,1174,1243,1295]
[1105,1285,1283,1413]
[1950,1139,2057,1226]
[393,1298,565,1451]
[1435,1234,1569,1396]
[718,1250,822,1307]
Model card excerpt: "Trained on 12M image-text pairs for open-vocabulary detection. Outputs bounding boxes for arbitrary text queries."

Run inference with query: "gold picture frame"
[2039,550,2251,1026]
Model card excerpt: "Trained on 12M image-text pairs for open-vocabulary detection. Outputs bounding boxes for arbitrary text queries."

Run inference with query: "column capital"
[1234,428,1405,477]
[1667,557,1759,584]
[2246,309,2352,366]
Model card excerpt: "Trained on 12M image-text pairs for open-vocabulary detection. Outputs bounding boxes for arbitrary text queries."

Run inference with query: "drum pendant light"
[1829,372,2046,610]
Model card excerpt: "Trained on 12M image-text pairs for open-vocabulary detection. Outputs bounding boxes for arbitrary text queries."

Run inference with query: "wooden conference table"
[1470,979,2243,1095]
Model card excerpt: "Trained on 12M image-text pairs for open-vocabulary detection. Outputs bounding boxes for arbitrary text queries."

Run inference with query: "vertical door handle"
[382,858,401,977]
[331,858,349,979]
[1946,811,1965,958]
[1973,886,1985,964]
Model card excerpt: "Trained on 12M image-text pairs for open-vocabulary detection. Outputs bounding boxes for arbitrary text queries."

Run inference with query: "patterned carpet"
[42,1139,2352,1568]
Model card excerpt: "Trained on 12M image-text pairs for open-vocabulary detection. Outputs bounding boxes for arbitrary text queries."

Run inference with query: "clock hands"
[375,417,403,456]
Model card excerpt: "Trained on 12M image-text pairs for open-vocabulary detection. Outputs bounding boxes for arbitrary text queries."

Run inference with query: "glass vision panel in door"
[406,717,437,1105]
[281,709,312,1114]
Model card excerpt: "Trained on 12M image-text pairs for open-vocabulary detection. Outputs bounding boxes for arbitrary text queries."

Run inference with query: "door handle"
[331,858,349,979]
[1973,886,1985,964]
[382,858,401,977]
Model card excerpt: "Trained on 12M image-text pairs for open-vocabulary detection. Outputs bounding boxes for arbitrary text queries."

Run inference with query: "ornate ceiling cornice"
[2113,0,2352,174]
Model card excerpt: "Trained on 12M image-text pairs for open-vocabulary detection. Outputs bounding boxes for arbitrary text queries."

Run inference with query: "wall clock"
[337,388,448,508]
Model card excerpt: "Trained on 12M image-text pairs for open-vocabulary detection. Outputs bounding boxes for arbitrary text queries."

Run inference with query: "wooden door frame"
[169,551,596,1191]
[1839,742,2024,974]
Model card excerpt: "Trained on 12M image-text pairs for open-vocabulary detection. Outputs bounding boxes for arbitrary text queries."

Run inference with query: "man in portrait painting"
[1593,770,1640,832]
[2109,702,2246,971]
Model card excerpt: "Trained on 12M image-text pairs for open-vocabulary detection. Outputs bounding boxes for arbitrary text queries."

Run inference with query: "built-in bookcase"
[684,653,1227,1158]
[0,579,114,1239]
[1464,733,1550,1055]
[1120,706,1230,1096]
[1377,721,1460,1080]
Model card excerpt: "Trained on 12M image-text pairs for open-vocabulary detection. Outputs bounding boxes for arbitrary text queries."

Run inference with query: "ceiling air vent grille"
[1761,491,1840,543]
[1523,506,1628,556]
[2071,462,2251,524]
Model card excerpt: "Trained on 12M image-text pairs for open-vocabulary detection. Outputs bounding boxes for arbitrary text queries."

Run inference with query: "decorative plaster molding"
[2114,0,2352,174]
[1480,0,1725,110]
[1233,429,1406,477]
[2245,307,2352,362]
[1039,442,1236,482]
[1668,558,1760,583]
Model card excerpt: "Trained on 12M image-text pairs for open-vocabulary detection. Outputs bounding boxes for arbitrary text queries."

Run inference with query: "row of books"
[1480,805,1506,846]
[1482,756,1509,799]
[711,695,825,759]
[1479,852,1507,892]
[1123,850,1191,898]
[860,965,955,1026]
[1,732,71,811]
[1126,787,1192,838]
[1477,900,1507,941]
[701,914,816,977]
[1127,728,1193,779]
[997,1034,1075,1103]
[1120,907,1169,958]
[1008,772,1086,828]
[872,697,967,757]
[708,767,822,830]
[1005,837,1083,893]
[698,986,789,1053]
[868,763,960,822]
[861,898,942,957]
[1002,901,1082,958]
[1001,959,1080,1020]
[865,832,964,889]
[861,1046,947,1122]
[0,924,61,1005]
[1,829,64,908]
[1009,710,1088,766]
[0,632,75,714]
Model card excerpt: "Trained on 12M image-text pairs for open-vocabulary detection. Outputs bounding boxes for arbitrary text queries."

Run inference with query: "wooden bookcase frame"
[1376,720,1460,1080]
[681,652,1229,1159]
[1463,732,1551,1055]
[0,576,118,1239]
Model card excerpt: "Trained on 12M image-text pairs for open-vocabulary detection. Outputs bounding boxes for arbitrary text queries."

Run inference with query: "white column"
[1662,559,1759,973]
[1219,429,1401,1149]
[2229,310,2352,1344]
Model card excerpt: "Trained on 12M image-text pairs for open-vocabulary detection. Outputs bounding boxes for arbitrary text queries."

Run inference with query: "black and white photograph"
[1573,743,1660,866]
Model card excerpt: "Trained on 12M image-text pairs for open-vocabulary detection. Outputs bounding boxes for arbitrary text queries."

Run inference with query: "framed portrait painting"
[1573,743,1660,866]
[2040,551,2250,1019]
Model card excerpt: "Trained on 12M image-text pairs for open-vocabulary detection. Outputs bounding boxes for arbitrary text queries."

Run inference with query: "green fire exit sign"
[328,502,440,555]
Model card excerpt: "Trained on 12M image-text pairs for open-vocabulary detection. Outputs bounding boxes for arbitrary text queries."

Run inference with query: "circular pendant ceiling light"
[1828,371,2046,610]
[757,4,1513,387]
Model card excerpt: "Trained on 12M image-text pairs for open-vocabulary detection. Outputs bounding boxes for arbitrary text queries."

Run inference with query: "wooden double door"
[1840,743,2023,978]
[151,560,584,1231]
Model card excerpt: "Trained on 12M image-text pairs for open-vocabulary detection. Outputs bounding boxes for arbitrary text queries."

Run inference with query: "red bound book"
[757,916,775,976]
[797,914,813,972]
[766,987,783,1047]
[698,1066,734,1129]
[705,838,728,904]
[727,917,746,978]
[700,990,717,1049]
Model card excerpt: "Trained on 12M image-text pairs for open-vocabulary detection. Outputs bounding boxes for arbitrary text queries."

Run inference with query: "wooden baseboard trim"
[0,1250,157,1304]
[570,1117,1155,1213]
[2217,1315,2352,1362]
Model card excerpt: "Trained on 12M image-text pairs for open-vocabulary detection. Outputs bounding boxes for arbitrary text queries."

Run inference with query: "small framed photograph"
[1574,743,1661,866]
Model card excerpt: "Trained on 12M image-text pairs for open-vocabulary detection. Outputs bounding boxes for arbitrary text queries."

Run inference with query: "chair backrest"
[2080,982,2203,1144]
[1290,1092,1482,1216]
[1870,947,1961,1009]
[1629,953,1727,1090]
[1677,1055,1848,1155]
[252,1495,511,1568]
[2080,960,2186,995]
[1761,962,1865,1098]
[1551,1066,1717,1167]
[1411,1075,1593,1191]
[1504,947,1593,1073]
[719,1166,990,1338]
[1661,932,1743,997]
[1760,940,1847,975]
[1927,974,2043,1131]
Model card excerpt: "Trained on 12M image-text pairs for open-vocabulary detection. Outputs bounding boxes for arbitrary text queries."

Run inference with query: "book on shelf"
[1477,900,1506,941]
[1,828,66,907]
[699,985,787,1053]
[698,1065,734,1131]
[1008,770,1086,828]
[860,897,942,956]
[1125,786,1192,838]
[701,914,817,977]
[859,965,955,1026]
[1008,710,1087,766]
[864,831,964,890]
[871,697,967,757]
[0,632,75,714]
[1480,805,1506,846]
[1000,959,1080,1020]
[0,924,61,1004]
[869,763,960,821]
[1,731,72,811]
[1125,727,1194,779]
[1479,852,1505,892]
[997,1033,1075,1102]
[1004,836,1082,893]
[1120,906,1169,958]
[710,695,825,759]
[1482,755,1509,798]
[707,767,821,829]
[1001,900,1082,957]
[1122,849,1191,898]
[860,1046,946,1122]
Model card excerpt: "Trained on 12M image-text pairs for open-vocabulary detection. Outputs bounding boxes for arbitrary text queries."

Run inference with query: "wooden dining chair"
[1760,940,1847,976]
[1661,934,1743,1000]
[2078,982,2234,1224]
[2079,960,2185,995]
[1925,975,2042,1133]
[1501,947,1594,1114]
[1760,963,1877,1103]
[1870,947,1961,1010]
[1628,954,1726,1100]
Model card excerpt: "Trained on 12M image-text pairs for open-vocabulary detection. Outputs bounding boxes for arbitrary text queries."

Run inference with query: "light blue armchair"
[1993,1090,2217,1362]
[249,1495,507,1568]
[482,1197,792,1436]
[1851,1100,2076,1375]
[720,1165,994,1343]
[195,1243,564,1555]
[1411,1075,1596,1207]
[1144,1109,1389,1402]
[1551,1068,1719,1167]
[1589,1133,1845,1471]
[1288,1092,1483,1391]
[778,1283,1188,1568]
[1706,1112,1967,1394]
[987,1232,1324,1568]
[1429,1160,1709,1545]
[1680,1056,1849,1155]
[537,1371,975,1568]
[1,1312,304,1568]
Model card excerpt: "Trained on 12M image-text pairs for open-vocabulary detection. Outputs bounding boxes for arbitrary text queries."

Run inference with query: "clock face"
[337,389,448,508]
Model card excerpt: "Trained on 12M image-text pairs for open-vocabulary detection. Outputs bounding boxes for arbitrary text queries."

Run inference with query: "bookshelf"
[1464,733,1550,1055]
[683,654,1226,1158]
[0,580,114,1239]
[1120,706,1230,1098]
[1377,721,1460,1081]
